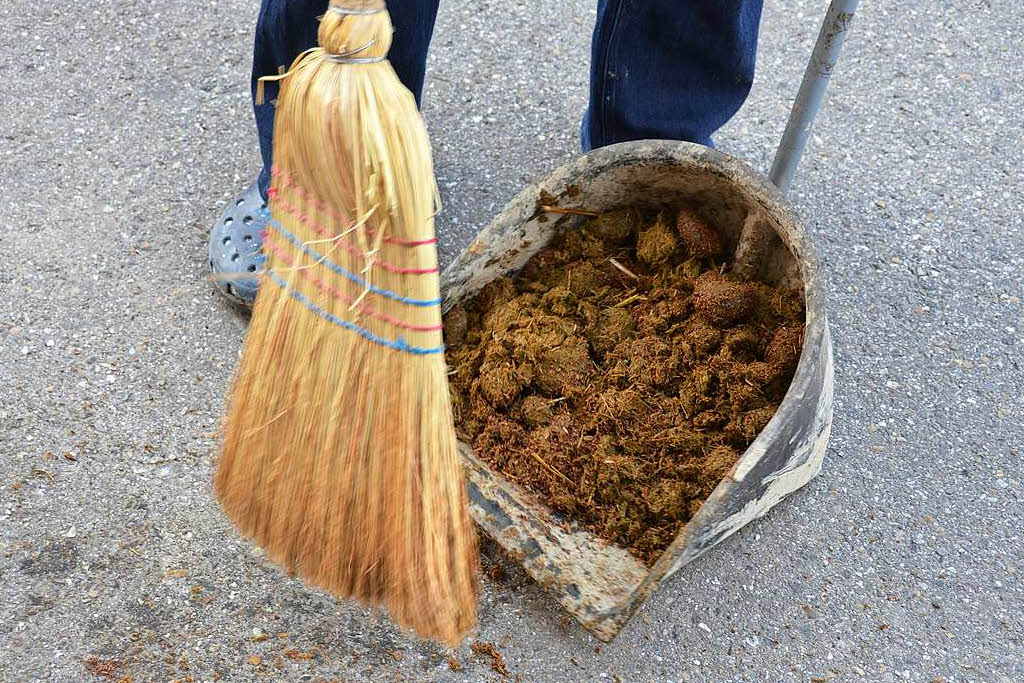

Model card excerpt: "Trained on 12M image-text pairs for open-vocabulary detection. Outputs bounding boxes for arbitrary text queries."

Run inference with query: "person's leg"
[582,0,763,151]
[252,0,441,197]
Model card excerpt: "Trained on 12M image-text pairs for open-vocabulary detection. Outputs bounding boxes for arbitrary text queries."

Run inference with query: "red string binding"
[269,167,439,247]
[266,188,440,275]
[262,235,444,333]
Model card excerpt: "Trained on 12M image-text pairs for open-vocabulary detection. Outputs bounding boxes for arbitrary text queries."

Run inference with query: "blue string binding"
[267,218,443,307]
[265,271,445,355]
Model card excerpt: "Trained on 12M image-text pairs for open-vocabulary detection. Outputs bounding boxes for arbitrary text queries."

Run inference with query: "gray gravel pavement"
[2,0,1023,681]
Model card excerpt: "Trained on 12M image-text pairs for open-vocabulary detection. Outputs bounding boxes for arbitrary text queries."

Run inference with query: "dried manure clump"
[445,207,804,564]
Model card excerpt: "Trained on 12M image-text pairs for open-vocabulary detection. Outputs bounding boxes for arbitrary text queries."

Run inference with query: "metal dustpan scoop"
[440,1,858,641]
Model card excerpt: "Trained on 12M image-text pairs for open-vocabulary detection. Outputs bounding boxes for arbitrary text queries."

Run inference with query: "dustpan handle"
[768,0,860,194]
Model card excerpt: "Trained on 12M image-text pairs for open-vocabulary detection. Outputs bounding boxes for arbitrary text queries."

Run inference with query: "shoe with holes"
[208,180,267,306]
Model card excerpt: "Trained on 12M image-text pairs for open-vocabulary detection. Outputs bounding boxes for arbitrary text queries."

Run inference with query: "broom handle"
[768,0,859,194]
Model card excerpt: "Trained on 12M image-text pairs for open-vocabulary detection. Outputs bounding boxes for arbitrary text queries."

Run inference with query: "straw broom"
[213,0,477,645]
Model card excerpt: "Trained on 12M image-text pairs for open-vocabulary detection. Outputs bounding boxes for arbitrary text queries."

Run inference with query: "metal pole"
[769,0,860,194]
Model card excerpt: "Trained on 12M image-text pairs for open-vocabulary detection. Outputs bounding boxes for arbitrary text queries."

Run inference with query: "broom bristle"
[214,0,478,645]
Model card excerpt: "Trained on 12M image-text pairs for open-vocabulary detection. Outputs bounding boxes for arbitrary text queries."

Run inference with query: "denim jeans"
[252,0,763,198]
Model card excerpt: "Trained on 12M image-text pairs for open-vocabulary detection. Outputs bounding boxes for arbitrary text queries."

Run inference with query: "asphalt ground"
[1,0,1022,681]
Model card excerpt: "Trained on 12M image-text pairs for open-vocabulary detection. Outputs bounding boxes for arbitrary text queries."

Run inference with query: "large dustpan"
[440,0,858,641]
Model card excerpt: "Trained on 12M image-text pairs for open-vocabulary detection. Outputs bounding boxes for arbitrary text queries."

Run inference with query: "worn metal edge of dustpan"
[439,0,858,642]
